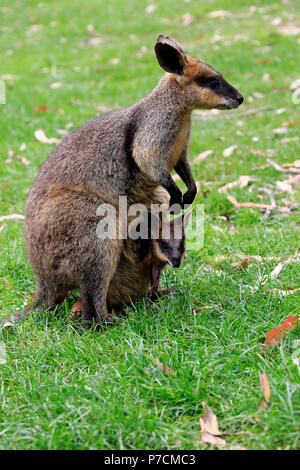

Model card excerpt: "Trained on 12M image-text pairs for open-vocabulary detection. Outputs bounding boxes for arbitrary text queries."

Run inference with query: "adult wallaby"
[23,35,243,327]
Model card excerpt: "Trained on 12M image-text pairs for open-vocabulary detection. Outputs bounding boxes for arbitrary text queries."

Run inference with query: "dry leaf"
[262,316,299,352]
[147,356,176,376]
[108,58,120,65]
[182,13,195,27]
[200,402,226,447]
[193,305,214,313]
[34,129,61,145]
[280,136,299,143]
[200,402,221,435]
[2,321,14,329]
[208,10,232,18]
[194,150,213,163]
[282,121,299,127]
[273,127,289,135]
[250,149,273,157]
[7,149,29,165]
[201,431,226,446]
[276,181,293,193]
[218,175,251,193]
[259,373,270,410]
[50,82,63,89]
[227,195,275,210]
[223,145,238,157]
[277,23,300,36]
[272,288,300,297]
[282,160,300,168]
[146,4,156,13]
[0,214,24,222]
[88,37,102,46]
[34,105,53,112]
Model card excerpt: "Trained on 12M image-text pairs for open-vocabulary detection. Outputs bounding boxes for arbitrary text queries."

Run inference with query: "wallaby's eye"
[207,78,219,90]
[195,76,219,90]
[161,241,168,250]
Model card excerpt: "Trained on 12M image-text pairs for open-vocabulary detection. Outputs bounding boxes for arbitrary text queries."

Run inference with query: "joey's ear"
[182,209,192,231]
[154,35,187,75]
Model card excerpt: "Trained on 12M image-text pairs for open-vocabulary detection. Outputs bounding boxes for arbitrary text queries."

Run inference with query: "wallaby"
[23,35,243,327]
[70,210,191,321]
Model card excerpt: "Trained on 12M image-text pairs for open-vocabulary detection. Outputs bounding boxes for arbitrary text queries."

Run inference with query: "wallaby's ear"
[154,35,187,75]
[182,209,192,231]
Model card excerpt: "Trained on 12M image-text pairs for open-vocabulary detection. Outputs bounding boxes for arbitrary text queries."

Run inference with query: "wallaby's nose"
[172,258,181,268]
[237,94,244,105]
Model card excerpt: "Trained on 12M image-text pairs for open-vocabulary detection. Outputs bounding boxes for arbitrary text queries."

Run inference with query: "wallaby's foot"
[70,299,119,324]
[157,287,176,297]
[148,287,176,304]
[69,299,83,322]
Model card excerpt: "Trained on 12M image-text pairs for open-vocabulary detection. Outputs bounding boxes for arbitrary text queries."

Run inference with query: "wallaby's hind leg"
[14,282,67,322]
[80,239,122,329]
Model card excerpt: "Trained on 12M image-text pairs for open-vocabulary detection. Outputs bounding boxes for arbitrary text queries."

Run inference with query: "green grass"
[0,0,300,450]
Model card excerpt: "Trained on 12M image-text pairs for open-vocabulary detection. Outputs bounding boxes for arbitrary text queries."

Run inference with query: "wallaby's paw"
[69,299,83,322]
[168,202,182,215]
[182,188,197,207]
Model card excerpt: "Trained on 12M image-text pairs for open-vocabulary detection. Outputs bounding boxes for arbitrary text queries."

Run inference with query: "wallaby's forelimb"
[148,264,162,304]
[175,156,197,207]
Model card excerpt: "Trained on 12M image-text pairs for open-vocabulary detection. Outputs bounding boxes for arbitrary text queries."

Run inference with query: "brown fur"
[21,35,243,328]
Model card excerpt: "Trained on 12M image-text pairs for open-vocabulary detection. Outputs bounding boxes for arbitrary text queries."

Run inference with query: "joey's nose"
[172,258,181,268]
[237,94,244,105]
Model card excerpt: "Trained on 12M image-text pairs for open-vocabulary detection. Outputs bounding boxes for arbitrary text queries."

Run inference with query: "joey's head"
[152,211,192,268]
[154,35,244,110]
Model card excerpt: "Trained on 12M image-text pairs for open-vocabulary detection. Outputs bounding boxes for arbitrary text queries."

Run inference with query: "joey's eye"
[161,242,168,250]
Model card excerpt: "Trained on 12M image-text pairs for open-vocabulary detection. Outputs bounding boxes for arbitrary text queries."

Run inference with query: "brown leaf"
[7,150,29,165]
[259,373,270,409]
[200,402,226,447]
[223,145,238,157]
[193,150,213,163]
[182,13,195,27]
[262,316,299,352]
[254,58,271,63]
[34,129,61,145]
[34,105,54,112]
[0,214,24,222]
[147,356,176,376]
[250,149,274,157]
[227,195,275,210]
[282,159,300,168]
[200,402,221,435]
[201,431,226,446]
[280,136,299,143]
[218,175,251,193]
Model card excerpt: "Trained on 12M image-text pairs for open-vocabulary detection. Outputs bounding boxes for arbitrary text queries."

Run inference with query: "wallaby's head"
[154,35,243,110]
[152,211,192,268]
